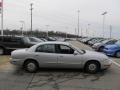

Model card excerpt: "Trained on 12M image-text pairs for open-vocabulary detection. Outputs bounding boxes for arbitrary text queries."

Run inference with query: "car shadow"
[13,67,106,81]
[27,68,107,89]
[10,67,108,89]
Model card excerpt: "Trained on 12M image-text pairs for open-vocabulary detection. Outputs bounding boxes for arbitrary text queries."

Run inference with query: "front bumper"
[92,46,99,51]
[101,59,112,69]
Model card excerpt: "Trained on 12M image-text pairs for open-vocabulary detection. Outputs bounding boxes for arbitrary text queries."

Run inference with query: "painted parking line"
[112,60,120,68]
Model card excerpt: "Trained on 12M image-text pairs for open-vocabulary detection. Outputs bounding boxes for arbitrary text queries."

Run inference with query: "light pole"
[75,28,77,38]
[46,25,49,37]
[110,25,112,38]
[66,33,67,38]
[30,3,33,36]
[20,21,25,36]
[81,28,83,37]
[86,24,90,37]
[65,27,68,38]
[101,11,107,38]
[77,10,80,38]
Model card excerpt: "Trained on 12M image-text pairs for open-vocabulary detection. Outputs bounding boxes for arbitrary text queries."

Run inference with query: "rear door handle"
[60,56,63,57]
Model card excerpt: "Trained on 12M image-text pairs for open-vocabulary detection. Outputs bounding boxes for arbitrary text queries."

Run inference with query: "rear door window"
[36,44,55,53]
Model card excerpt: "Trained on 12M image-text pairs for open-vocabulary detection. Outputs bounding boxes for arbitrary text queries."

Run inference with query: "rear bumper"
[10,58,24,66]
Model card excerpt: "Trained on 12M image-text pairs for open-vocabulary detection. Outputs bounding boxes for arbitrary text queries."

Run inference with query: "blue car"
[103,41,120,57]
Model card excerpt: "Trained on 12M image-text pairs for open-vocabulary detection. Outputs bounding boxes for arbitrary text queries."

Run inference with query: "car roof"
[38,41,70,46]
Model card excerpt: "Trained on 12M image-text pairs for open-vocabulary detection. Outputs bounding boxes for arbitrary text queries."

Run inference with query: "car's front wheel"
[85,61,100,74]
[24,60,39,73]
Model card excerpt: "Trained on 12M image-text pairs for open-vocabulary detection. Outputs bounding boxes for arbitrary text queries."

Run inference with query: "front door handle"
[60,56,63,57]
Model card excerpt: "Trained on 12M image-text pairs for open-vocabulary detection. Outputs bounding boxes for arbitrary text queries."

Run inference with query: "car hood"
[105,44,120,49]
[83,50,108,60]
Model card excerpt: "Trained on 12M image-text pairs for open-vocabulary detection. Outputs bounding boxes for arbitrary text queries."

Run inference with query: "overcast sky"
[1,0,120,38]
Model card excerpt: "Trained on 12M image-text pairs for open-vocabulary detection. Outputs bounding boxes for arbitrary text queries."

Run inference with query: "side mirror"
[73,51,78,55]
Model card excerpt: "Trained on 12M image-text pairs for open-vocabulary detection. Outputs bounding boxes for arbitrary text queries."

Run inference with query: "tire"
[116,51,120,58]
[99,46,104,52]
[0,47,4,55]
[24,60,39,73]
[85,61,100,74]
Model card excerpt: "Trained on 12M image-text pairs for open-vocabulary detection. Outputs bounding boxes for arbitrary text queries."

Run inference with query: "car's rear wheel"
[85,61,100,74]
[116,51,120,58]
[0,47,4,55]
[24,60,39,73]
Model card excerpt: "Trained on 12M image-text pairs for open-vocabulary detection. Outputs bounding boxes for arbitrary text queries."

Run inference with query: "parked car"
[82,37,92,44]
[28,37,44,42]
[78,37,87,42]
[87,38,105,46]
[10,41,112,73]
[85,38,94,44]
[0,35,40,55]
[45,37,57,41]
[103,40,120,57]
[40,38,48,42]
[80,37,88,43]
[64,38,74,41]
[92,39,117,52]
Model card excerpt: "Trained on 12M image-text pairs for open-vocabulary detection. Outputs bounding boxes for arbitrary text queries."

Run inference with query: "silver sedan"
[10,42,112,73]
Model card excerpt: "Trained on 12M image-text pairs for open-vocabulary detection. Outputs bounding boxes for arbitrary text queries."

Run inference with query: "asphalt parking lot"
[0,41,120,90]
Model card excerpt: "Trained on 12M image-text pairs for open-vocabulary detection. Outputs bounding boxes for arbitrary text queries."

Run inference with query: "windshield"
[29,37,43,42]
[49,37,56,40]
[102,40,109,44]
[70,44,85,54]
[115,40,120,45]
